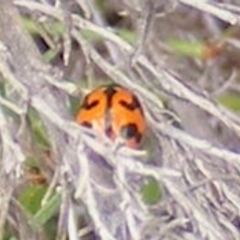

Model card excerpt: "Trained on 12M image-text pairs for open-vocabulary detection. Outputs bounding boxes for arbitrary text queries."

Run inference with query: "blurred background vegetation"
[1,0,240,240]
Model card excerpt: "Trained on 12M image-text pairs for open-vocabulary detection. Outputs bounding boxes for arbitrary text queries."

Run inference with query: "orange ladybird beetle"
[76,84,146,148]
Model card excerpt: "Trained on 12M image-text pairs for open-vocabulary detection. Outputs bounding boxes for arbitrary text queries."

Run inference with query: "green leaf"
[140,177,162,205]
[115,28,137,44]
[168,39,203,57]
[218,93,240,112]
[19,185,47,214]
[27,108,51,149]
[43,49,59,63]
[69,96,81,117]
[3,231,17,240]
[44,21,65,38]
[81,29,103,42]
[21,17,42,35]
[34,193,61,226]
[22,16,65,39]
[25,156,41,168]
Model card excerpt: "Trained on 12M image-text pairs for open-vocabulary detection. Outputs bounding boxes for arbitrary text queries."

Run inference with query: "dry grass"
[1,0,240,239]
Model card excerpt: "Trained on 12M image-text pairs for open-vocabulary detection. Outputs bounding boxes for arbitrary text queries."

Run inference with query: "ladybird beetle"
[76,84,146,148]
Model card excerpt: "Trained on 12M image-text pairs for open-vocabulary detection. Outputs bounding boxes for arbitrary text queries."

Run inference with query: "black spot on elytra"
[120,123,142,143]
[81,121,92,128]
[82,97,99,110]
[119,95,143,114]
